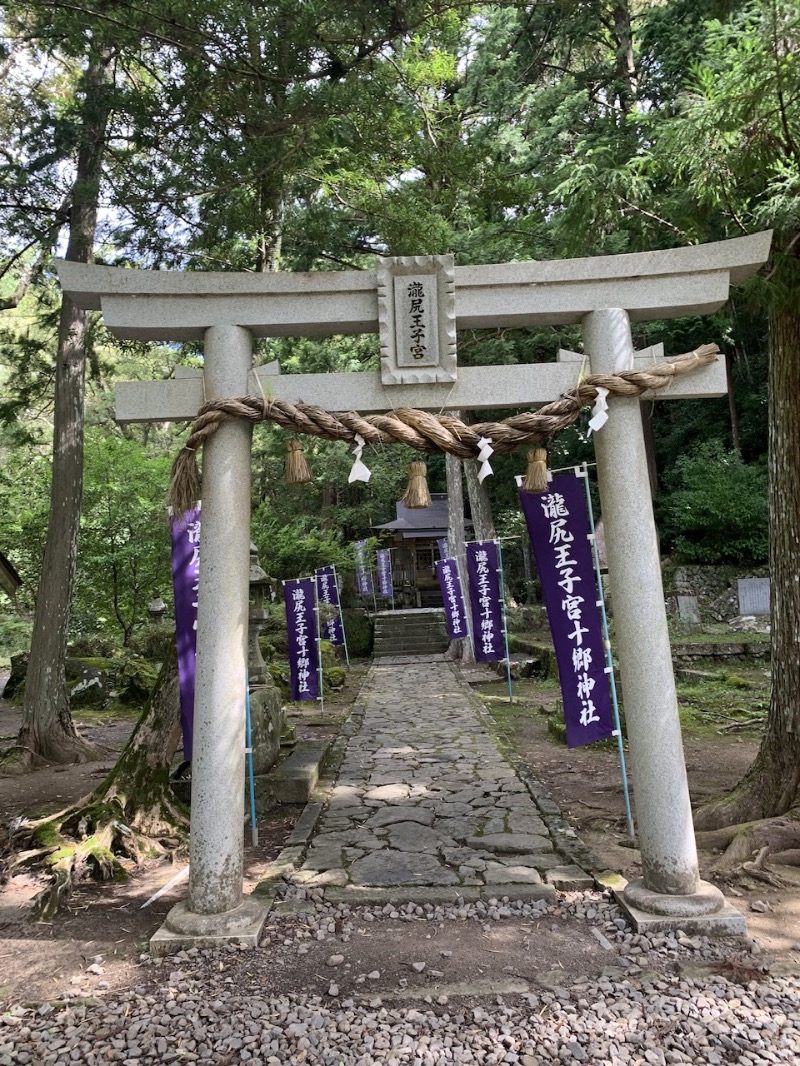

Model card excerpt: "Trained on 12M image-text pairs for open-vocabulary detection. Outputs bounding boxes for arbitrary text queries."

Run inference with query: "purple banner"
[170,506,201,761]
[355,539,374,597]
[519,474,614,748]
[284,578,320,701]
[315,566,345,646]
[436,558,469,641]
[376,548,393,597]
[465,541,505,661]
[437,538,449,562]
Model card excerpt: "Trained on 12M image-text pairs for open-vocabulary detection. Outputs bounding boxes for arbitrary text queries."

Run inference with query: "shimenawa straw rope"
[169,344,719,516]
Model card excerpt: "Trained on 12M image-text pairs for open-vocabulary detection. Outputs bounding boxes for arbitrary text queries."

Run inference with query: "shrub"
[657,441,769,566]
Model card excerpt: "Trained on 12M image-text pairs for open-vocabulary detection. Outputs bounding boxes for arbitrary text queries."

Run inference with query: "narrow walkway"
[288,661,588,899]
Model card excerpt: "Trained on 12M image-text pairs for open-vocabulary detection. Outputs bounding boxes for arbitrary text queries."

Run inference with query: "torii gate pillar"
[56,232,771,949]
[158,325,265,945]
[584,309,736,929]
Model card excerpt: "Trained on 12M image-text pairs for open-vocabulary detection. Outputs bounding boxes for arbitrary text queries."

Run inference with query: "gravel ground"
[4,889,799,1065]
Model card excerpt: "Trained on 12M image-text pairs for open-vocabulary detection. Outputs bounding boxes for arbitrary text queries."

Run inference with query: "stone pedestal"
[249,683,283,775]
[150,898,269,957]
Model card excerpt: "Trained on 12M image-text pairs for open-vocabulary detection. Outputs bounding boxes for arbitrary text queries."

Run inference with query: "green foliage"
[340,609,373,657]
[657,441,769,564]
[0,613,32,665]
[75,430,173,643]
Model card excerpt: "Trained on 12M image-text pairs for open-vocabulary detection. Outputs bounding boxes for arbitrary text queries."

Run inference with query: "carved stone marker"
[377,255,457,385]
[738,577,770,617]
[677,595,701,623]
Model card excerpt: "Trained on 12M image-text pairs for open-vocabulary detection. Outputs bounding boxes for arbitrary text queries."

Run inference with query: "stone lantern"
[248,544,271,686]
[147,589,167,624]
[245,544,287,779]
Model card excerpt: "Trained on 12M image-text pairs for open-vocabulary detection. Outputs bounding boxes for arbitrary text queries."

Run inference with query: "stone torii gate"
[57,231,771,949]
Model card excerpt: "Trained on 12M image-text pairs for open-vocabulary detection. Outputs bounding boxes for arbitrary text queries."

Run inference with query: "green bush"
[341,609,373,657]
[127,623,176,661]
[0,614,31,666]
[657,441,769,566]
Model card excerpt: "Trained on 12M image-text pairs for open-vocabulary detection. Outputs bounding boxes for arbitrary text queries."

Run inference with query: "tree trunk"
[611,1,637,115]
[725,350,742,454]
[255,176,284,273]
[17,49,112,764]
[464,458,497,541]
[82,646,185,837]
[445,443,474,663]
[694,296,800,828]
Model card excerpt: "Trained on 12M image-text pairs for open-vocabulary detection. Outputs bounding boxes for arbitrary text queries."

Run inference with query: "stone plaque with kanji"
[377,254,457,385]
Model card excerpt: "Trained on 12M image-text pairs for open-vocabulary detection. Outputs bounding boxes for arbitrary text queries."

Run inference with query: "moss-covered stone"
[319,640,337,669]
[117,658,160,704]
[127,623,176,661]
[325,666,347,690]
[547,717,567,744]
[268,662,291,699]
[249,684,284,774]
[3,652,28,701]
[67,659,114,707]
[66,635,119,658]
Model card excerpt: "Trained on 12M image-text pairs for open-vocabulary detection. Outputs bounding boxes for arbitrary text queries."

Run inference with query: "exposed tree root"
[1,649,188,919]
[696,811,800,881]
[0,745,49,776]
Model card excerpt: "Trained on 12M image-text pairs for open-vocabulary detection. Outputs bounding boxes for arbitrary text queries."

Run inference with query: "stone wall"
[662,563,770,622]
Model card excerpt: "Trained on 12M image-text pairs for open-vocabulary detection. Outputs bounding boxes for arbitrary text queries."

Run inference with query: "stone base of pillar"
[615,878,746,936]
[149,897,270,957]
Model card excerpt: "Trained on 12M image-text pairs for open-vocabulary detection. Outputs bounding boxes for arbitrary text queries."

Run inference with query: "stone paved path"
[290,661,586,898]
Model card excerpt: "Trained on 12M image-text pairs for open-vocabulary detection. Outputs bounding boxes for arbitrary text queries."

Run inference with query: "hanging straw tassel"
[522,448,549,494]
[285,439,313,484]
[401,460,431,508]
[170,448,202,519]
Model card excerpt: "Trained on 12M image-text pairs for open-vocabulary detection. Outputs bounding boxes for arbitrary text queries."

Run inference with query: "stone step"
[374,620,447,634]
[270,740,331,804]
[374,638,449,653]
[374,625,447,637]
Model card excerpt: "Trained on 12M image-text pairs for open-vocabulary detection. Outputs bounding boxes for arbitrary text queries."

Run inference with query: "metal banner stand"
[331,563,350,670]
[457,554,475,662]
[245,674,258,846]
[577,462,635,839]
[495,538,514,704]
[313,580,325,713]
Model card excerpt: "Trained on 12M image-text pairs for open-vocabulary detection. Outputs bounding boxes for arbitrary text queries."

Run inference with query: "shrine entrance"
[56,232,771,949]
[374,493,470,608]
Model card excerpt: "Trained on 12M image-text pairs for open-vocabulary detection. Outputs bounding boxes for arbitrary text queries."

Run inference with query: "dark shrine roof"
[373,494,471,539]
[0,550,22,600]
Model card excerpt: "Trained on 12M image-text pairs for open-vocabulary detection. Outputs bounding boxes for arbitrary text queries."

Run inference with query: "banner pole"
[458,555,475,661]
[495,539,514,704]
[578,463,635,839]
[245,673,258,847]
[331,564,350,670]
[313,578,325,713]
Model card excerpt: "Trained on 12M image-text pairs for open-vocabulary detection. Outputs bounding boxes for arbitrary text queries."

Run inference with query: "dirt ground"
[1,659,798,1008]
[470,665,800,960]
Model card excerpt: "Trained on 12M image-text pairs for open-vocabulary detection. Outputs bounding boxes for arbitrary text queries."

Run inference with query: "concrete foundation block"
[150,897,270,956]
[544,865,595,891]
[614,889,747,936]
[271,741,331,803]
